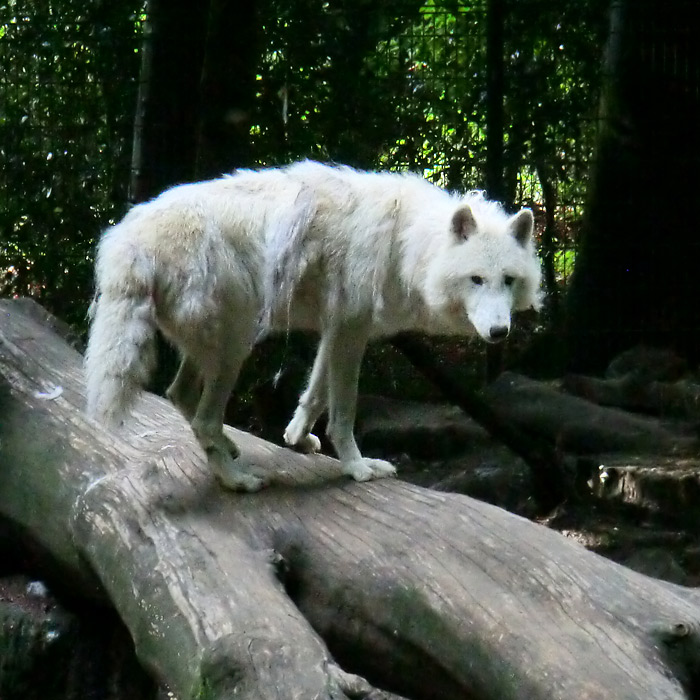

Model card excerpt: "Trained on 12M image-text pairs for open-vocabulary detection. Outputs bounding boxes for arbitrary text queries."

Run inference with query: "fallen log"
[563,372,700,421]
[391,334,569,512]
[483,372,697,456]
[2,298,700,700]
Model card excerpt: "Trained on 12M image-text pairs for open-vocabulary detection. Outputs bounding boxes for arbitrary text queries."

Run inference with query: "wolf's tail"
[84,230,157,428]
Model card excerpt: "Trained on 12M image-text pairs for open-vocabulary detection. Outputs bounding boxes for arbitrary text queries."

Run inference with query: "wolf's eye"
[504,275,516,287]
[471,275,484,285]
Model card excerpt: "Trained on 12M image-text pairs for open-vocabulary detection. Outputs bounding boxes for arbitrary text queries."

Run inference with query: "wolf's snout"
[488,325,509,343]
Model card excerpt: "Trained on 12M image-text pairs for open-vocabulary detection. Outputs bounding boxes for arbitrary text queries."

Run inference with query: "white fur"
[85,160,542,490]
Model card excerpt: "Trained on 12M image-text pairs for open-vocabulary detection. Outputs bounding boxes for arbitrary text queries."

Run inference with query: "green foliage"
[554,248,577,283]
[0,0,143,328]
[251,0,607,197]
[505,0,607,285]
[251,0,423,169]
[1,0,608,335]
[251,0,489,184]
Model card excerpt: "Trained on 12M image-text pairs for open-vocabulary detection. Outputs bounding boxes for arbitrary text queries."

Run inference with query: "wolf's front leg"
[325,321,396,482]
[284,336,330,454]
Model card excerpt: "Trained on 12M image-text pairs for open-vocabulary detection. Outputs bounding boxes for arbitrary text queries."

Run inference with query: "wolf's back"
[84,220,157,428]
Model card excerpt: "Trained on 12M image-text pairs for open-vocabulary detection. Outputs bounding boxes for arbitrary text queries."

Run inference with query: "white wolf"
[85,160,541,491]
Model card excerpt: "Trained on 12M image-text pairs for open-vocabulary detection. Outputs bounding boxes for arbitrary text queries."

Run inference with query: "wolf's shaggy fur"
[85,160,541,490]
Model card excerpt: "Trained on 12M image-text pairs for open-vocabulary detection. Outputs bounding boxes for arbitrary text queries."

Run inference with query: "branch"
[391,333,570,511]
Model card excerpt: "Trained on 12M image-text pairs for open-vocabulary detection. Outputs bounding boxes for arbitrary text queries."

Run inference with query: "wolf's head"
[425,196,542,343]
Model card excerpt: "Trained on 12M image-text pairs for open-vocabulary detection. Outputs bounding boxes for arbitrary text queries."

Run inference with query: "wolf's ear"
[509,209,534,246]
[451,204,478,241]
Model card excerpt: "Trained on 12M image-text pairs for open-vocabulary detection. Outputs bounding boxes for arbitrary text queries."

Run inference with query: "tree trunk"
[484,0,507,382]
[130,0,260,198]
[195,0,259,179]
[3,298,700,700]
[129,0,209,203]
[485,0,506,206]
[564,0,700,372]
[533,126,560,316]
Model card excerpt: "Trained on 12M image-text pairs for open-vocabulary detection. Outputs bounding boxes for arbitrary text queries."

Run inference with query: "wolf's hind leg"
[168,355,243,467]
[284,336,330,453]
[325,322,396,482]
[166,356,201,421]
[189,338,263,492]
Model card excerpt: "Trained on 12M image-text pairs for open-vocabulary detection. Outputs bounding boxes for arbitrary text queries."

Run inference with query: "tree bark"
[3,298,700,700]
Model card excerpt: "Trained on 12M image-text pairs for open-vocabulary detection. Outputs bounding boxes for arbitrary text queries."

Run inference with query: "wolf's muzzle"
[487,325,509,343]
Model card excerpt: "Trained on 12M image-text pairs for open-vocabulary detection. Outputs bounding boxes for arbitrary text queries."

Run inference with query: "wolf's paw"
[343,458,396,482]
[283,429,322,454]
[207,448,265,493]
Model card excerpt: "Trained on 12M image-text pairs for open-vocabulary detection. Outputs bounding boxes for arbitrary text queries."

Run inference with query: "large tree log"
[482,372,697,456]
[3,298,700,700]
[563,372,700,422]
[391,334,569,512]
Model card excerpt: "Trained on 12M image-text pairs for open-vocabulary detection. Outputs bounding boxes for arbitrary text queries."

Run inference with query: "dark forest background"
[1,0,699,393]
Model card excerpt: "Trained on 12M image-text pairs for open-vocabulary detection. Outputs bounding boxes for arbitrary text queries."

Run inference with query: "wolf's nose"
[489,325,509,342]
